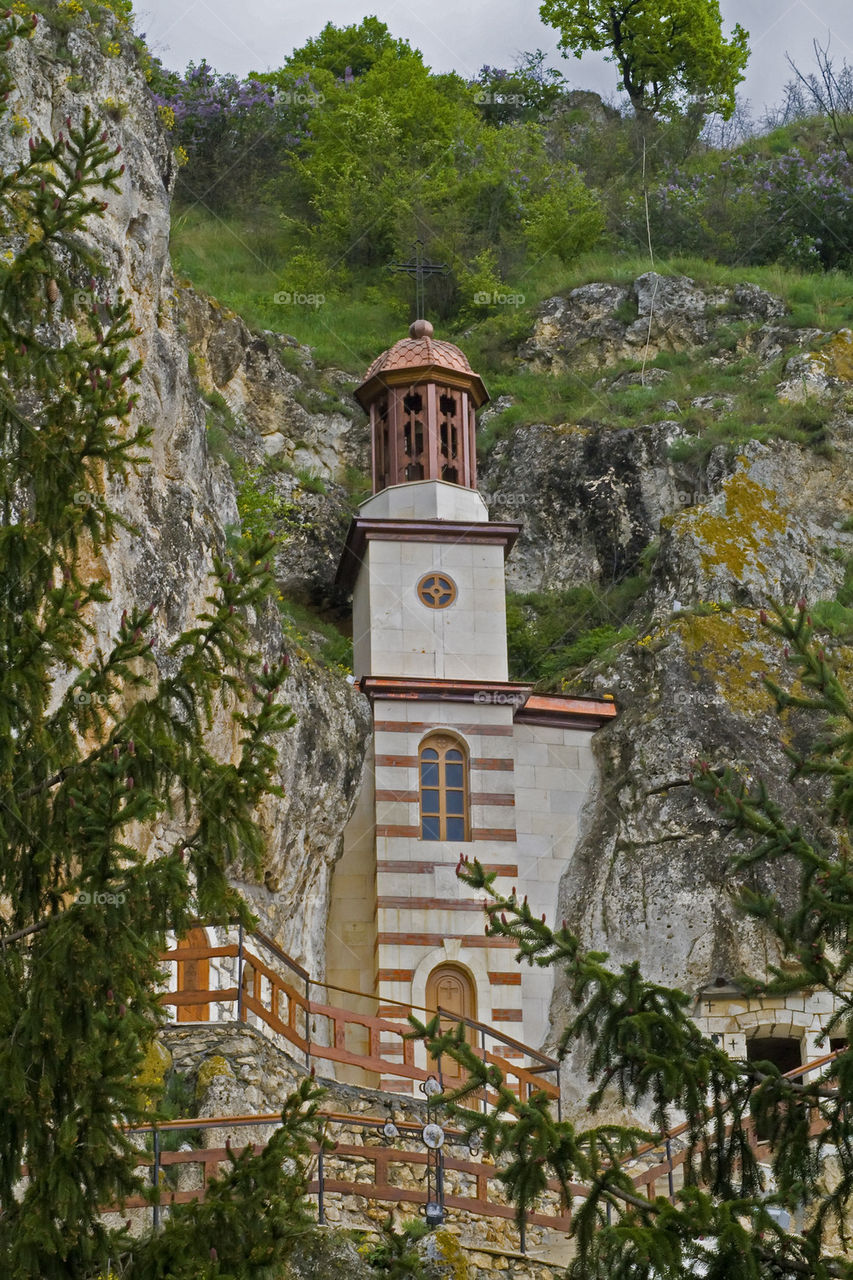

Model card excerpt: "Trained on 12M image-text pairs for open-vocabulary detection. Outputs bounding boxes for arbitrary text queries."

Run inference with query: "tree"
[283,16,413,80]
[782,40,853,161]
[539,0,749,122]
[414,602,853,1278]
[0,14,319,1276]
[125,1077,325,1280]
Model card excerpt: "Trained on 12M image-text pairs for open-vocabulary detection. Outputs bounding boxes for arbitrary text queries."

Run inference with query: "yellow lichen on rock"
[676,610,776,715]
[195,1053,234,1098]
[135,1040,172,1112]
[681,470,786,580]
[814,330,853,383]
[433,1229,472,1279]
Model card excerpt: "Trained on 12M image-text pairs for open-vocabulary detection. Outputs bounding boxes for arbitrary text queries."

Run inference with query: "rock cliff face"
[177,285,369,605]
[511,280,853,1075]
[5,17,370,975]
[13,16,853,1069]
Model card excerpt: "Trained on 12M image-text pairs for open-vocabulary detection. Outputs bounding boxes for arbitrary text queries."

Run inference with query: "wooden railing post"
[236,924,244,1023]
[305,974,311,1071]
[317,1145,325,1224]
[152,1127,161,1230]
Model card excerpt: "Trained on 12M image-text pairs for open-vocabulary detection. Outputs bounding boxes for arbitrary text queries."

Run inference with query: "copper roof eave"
[335,516,522,591]
[513,693,618,729]
[358,678,618,726]
[360,676,531,705]
[354,365,489,411]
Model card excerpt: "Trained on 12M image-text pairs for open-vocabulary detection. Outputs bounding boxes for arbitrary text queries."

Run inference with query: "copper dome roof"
[355,320,488,410]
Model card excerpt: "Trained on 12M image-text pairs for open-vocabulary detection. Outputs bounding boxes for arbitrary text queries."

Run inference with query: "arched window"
[419,733,469,841]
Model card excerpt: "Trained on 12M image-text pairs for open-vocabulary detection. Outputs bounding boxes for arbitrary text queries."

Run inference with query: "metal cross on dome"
[388,239,449,319]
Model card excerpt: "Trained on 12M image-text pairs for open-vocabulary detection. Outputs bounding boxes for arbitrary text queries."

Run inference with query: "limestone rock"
[178,285,368,477]
[652,439,852,613]
[777,328,853,402]
[479,420,689,592]
[179,284,369,604]
[4,18,369,971]
[520,273,787,373]
[549,607,817,1113]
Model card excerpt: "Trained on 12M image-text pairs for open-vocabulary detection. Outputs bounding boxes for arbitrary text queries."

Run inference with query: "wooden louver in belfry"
[354,319,489,494]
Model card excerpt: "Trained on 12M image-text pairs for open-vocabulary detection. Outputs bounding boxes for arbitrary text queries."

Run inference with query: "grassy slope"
[171,172,853,687]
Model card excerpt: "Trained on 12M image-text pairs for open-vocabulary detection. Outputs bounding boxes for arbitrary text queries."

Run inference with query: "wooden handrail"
[626,1046,844,1165]
[159,934,560,1104]
[115,1110,577,1232]
[251,928,310,982]
[436,1005,559,1069]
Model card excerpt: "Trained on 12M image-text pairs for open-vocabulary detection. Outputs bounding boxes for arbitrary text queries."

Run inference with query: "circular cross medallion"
[422,1122,446,1150]
[417,573,457,610]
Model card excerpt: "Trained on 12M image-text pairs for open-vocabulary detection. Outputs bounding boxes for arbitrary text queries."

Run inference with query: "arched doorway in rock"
[175,927,210,1022]
[426,963,477,1084]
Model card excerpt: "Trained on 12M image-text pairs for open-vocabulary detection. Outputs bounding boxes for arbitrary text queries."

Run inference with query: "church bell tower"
[329,320,615,1091]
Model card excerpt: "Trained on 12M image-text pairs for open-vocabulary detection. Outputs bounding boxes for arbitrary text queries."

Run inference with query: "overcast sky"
[135,0,852,119]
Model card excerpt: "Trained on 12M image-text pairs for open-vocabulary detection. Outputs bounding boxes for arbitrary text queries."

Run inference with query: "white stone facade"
[330,477,614,1087]
[692,986,845,1071]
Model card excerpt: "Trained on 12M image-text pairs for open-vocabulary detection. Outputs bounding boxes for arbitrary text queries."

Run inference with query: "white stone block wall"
[693,989,847,1066]
[353,541,510,682]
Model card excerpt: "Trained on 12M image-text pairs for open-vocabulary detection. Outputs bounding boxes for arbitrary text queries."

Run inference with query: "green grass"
[171,197,853,365]
[279,600,352,672]
[507,576,647,688]
[172,202,853,472]
[171,204,408,371]
[811,600,853,640]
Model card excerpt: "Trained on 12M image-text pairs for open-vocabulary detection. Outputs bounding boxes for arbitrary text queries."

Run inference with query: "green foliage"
[167,21,603,323]
[282,16,412,80]
[626,145,853,273]
[522,167,606,266]
[126,1078,326,1279]
[539,0,749,121]
[811,553,853,640]
[360,1216,436,1279]
[471,50,570,125]
[412,606,853,1279]
[0,19,299,1275]
[232,460,300,542]
[156,1071,203,1154]
[279,600,352,674]
[507,580,645,685]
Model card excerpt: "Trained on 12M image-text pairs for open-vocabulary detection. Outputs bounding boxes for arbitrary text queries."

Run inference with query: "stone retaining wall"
[157,1023,575,1273]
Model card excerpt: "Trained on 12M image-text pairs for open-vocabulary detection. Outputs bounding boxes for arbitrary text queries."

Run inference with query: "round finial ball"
[409,318,434,339]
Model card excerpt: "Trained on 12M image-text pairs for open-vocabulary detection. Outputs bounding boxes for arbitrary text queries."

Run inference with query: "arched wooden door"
[426,964,477,1084]
[175,927,210,1022]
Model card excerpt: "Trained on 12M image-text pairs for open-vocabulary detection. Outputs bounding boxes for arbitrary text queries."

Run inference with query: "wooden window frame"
[419,733,470,842]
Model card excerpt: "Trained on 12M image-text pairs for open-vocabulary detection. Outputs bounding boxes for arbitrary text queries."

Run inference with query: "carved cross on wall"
[388,239,449,319]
